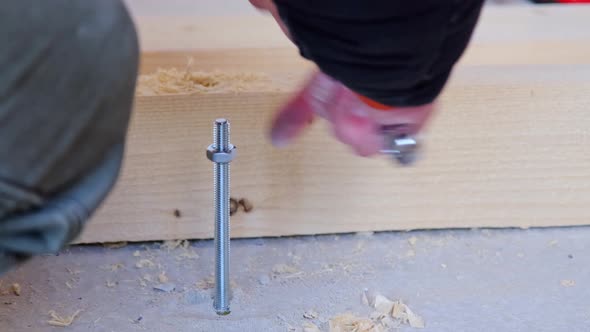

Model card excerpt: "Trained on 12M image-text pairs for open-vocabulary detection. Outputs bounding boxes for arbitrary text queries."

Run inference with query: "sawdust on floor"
[323,291,425,331]
[47,309,82,327]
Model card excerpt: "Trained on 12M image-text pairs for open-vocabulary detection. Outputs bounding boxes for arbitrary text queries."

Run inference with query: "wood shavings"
[196,277,215,290]
[361,291,370,306]
[103,241,128,249]
[103,263,124,272]
[158,272,169,283]
[561,279,575,287]
[391,300,425,328]
[177,249,199,260]
[329,313,381,332]
[47,309,82,327]
[350,292,426,330]
[303,322,321,332]
[303,310,319,319]
[160,240,186,251]
[408,236,418,246]
[272,264,299,275]
[11,283,21,296]
[373,295,395,314]
[195,276,237,289]
[136,67,271,96]
[136,259,155,269]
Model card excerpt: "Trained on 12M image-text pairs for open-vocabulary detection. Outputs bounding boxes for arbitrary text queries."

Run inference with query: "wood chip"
[380,316,400,329]
[392,300,425,329]
[303,310,319,319]
[135,259,155,269]
[362,293,425,329]
[158,273,169,283]
[561,279,575,287]
[177,249,199,260]
[408,236,418,246]
[373,294,394,314]
[47,310,82,327]
[11,283,21,296]
[272,264,298,275]
[196,276,215,290]
[329,313,381,332]
[106,263,124,272]
[361,291,370,306]
[303,322,321,332]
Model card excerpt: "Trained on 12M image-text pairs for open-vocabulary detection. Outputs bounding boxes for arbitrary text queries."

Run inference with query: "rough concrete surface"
[0,228,589,331]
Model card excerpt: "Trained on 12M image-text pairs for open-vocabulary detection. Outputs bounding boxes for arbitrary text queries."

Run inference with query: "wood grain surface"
[74,4,590,243]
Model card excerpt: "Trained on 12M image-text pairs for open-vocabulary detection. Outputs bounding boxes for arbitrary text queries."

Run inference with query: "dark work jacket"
[274,0,485,106]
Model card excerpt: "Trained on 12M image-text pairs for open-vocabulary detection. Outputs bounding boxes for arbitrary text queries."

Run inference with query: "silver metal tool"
[206,118,236,315]
[380,124,419,165]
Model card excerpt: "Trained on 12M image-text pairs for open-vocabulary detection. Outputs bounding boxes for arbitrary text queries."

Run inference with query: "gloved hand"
[269,70,436,156]
[250,0,484,157]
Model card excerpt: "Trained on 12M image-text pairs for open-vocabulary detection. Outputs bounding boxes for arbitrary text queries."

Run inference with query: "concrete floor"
[0,227,588,331]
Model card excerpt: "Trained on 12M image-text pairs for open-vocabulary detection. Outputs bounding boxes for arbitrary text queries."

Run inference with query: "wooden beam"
[74,5,590,243]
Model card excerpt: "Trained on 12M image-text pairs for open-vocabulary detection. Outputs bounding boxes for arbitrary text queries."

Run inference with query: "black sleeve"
[273,0,485,107]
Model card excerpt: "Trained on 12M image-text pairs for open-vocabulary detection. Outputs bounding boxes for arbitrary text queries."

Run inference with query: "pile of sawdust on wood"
[47,310,82,327]
[136,66,271,96]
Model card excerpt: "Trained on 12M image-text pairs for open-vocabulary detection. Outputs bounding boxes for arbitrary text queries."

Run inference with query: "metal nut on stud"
[206,144,236,163]
[379,124,420,166]
[390,135,419,165]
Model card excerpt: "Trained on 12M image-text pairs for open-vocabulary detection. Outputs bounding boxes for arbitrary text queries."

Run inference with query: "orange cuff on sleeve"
[356,94,395,111]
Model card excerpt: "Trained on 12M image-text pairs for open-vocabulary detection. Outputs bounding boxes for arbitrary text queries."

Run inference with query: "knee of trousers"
[0,0,140,274]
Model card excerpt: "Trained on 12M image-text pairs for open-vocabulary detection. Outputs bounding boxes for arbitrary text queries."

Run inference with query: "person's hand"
[269,71,436,156]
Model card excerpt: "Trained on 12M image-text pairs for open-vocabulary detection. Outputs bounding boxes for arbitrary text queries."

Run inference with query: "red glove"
[270,71,436,157]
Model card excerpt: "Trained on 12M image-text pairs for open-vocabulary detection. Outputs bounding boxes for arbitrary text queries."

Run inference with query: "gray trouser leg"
[0,0,139,274]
